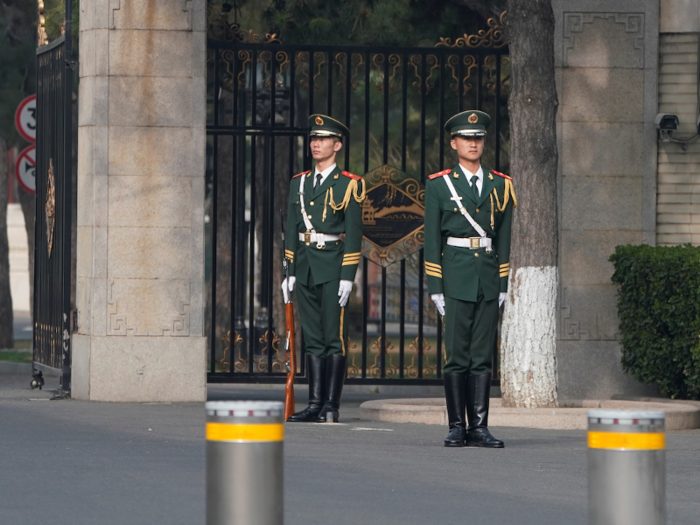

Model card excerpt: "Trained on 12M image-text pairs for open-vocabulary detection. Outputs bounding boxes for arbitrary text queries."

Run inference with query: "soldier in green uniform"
[424,110,516,448]
[282,114,365,423]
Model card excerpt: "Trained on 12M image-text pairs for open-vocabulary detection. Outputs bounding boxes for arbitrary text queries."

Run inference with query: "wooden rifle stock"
[284,301,297,420]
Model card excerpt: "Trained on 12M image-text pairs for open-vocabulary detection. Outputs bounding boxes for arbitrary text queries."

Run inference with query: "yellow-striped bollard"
[206,401,284,525]
[588,409,665,525]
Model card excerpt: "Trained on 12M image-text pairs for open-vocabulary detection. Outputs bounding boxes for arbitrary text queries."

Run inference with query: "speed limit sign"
[15,95,36,143]
[15,145,36,194]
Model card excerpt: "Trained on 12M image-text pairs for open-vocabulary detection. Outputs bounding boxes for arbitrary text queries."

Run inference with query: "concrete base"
[72,334,207,402]
[360,398,700,430]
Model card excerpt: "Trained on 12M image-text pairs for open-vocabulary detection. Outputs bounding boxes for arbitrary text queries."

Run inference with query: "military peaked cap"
[444,110,491,137]
[308,114,349,138]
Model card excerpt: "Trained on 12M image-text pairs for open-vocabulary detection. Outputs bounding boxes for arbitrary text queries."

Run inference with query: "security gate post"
[588,409,666,525]
[206,401,284,525]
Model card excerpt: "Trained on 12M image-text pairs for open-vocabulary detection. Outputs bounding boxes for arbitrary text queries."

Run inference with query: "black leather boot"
[443,373,467,447]
[466,372,504,448]
[316,354,346,422]
[288,355,326,422]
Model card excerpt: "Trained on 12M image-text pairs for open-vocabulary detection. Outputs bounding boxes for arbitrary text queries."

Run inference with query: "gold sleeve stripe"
[499,263,510,269]
[342,260,361,266]
[343,252,361,258]
[500,272,509,278]
[342,255,361,262]
[425,262,442,270]
[426,270,443,279]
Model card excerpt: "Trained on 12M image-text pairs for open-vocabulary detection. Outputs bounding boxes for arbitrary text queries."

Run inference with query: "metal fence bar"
[206,41,508,384]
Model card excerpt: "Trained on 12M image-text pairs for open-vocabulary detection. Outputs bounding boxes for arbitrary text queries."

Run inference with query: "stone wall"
[72,0,207,401]
[552,0,659,399]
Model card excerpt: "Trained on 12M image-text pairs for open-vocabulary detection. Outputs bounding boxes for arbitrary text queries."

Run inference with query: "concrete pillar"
[552,0,660,399]
[73,0,207,401]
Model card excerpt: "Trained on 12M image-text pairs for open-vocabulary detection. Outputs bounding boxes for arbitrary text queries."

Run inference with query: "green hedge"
[610,244,700,400]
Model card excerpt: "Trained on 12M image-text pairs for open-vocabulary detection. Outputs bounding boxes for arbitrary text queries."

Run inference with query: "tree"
[500,0,558,408]
[0,0,37,349]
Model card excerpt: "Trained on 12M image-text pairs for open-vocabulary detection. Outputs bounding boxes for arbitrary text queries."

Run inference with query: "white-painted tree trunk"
[501,266,558,408]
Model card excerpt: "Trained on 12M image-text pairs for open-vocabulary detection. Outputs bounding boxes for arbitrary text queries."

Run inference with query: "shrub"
[610,244,700,400]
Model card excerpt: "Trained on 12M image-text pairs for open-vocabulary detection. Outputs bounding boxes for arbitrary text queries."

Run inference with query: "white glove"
[338,280,353,307]
[499,292,506,308]
[431,293,446,317]
[281,276,296,304]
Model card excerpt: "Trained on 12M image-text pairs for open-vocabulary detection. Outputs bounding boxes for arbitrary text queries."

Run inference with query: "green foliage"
[211,0,506,47]
[0,4,36,145]
[610,244,700,399]
[0,0,78,146]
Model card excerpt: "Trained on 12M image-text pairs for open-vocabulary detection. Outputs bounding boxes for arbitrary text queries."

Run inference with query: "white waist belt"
[299,232,341,245]
[446,237,492,250]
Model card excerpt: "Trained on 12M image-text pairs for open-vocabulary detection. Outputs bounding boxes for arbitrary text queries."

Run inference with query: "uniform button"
[453,208,457,212]
[475,253,479,257]
[307,214,312,219]
[310,201,315,206]
[476,208,480,213]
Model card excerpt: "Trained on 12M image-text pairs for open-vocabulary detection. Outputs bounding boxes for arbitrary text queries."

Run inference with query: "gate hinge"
[66,60,79,72]
[72,309,78,333]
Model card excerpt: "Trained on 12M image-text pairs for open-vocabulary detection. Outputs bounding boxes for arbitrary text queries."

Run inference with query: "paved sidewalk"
[1,378,699,525]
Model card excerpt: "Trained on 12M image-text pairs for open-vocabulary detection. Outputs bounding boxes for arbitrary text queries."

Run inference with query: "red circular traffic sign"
[15,95,36,143]
[15,145,36,194]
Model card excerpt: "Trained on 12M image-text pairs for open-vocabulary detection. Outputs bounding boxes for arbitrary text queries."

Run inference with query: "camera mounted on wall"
[655,113,699,151]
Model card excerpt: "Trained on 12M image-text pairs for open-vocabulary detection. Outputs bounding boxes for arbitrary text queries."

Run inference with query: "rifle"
[282,211,297,420]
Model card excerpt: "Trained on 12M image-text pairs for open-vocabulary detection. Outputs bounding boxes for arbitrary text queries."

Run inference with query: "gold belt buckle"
[304,232,311,245]
[470,238,480,249]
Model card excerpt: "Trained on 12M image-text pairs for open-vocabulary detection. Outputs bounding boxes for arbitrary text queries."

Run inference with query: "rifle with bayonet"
[282,211,297,420]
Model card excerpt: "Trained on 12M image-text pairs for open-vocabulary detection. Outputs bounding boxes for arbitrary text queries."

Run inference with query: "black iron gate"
[33,33,74,394]
[206,22,509,384]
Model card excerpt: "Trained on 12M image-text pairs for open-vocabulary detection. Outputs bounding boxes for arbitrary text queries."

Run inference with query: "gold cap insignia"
[468,113,478,124]
[315,116,324,125]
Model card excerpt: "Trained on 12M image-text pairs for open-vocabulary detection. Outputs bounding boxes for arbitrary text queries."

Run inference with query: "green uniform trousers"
[296,273,349,358]
[443,284,499,375]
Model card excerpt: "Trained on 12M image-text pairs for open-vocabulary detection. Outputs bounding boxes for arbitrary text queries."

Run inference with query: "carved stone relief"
[107,280,191,336]
[111,0,193,31]
[563,12,645,68]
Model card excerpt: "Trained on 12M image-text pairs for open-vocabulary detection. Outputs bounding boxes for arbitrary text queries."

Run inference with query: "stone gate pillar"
[72,0,207,401]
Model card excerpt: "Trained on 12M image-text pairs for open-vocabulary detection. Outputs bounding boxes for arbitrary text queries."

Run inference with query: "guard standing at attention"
[424,110,516,448]
[282,114,365,423]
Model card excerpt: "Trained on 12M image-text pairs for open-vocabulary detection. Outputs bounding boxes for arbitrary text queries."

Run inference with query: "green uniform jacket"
[424,165,515,302]
[285,166,364,286]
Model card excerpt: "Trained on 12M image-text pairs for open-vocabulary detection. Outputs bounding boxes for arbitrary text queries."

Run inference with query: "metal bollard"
[588,409,666,525]
[206,401,284,525]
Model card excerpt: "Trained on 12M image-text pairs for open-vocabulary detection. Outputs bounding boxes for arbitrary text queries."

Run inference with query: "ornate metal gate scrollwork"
[206,9,509,385]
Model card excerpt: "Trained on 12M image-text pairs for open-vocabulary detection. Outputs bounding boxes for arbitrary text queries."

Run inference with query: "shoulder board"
[341,171,362,181]
[292,170,311,179]
[428,169,451,180]
[492,170,512,181]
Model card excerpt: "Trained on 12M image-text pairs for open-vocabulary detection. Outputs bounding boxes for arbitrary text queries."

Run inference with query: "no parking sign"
[15,145,36,194]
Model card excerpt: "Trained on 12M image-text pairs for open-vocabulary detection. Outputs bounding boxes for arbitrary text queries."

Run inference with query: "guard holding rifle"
[424,110,516,448]
[282,114,365,423]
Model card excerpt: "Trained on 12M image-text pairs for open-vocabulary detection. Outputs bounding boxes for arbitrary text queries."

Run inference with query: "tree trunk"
[500,0,559,408]
[0,138,14,349]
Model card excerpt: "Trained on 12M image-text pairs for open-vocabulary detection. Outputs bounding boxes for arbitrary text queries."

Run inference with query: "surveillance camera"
[655,113,679,131]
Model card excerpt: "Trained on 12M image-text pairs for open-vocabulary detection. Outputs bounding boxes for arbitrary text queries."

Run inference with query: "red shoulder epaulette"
[428,169,451,180]
[292,170,311,179]
[342,171,362,181]
[492,170,512,181]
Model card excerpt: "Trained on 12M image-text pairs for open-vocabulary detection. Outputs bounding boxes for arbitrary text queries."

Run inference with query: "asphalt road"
[1,377,698,525]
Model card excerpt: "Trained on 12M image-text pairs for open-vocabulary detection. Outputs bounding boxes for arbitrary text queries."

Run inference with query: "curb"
[359,398,700,431]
